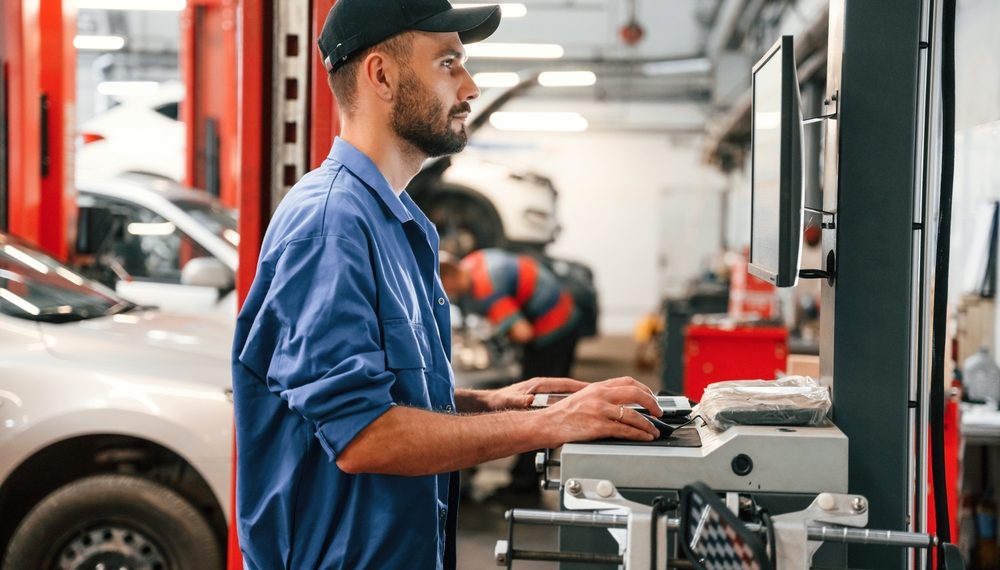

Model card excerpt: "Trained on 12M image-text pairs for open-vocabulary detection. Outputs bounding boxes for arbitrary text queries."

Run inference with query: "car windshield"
[172,199,240,248]
[0,235,135,323]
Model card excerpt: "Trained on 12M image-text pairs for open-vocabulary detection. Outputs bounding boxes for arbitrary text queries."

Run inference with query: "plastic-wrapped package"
[695,375,832,431]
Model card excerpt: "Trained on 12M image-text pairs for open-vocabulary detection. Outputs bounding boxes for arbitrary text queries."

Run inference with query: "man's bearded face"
[390,63,471,158]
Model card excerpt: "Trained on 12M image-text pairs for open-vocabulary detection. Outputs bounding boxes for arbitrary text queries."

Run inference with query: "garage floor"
[455,334,660,569]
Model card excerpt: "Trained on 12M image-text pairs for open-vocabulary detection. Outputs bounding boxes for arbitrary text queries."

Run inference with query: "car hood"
[39,309,234,390]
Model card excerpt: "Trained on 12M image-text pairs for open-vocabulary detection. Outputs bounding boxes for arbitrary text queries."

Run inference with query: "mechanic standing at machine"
[230,1,664,569]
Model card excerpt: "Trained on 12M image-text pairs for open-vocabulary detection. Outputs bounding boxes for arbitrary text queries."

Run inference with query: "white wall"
[471,103,727,334]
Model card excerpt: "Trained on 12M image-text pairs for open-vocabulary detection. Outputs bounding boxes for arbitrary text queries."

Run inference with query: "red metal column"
[4,0,42,247]
[4,0,75,260]
[37,0,76,260]
[309,0,339,168]
[181,0,239,208]
[229,0,271,566]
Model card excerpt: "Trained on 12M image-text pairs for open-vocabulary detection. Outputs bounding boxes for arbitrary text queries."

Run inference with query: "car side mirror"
[181,257,233,290]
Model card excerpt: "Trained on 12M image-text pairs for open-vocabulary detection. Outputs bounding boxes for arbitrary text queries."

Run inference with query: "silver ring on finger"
[617,403,624,422]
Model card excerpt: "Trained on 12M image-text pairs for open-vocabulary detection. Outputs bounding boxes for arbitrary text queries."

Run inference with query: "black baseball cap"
[318,0,502,72]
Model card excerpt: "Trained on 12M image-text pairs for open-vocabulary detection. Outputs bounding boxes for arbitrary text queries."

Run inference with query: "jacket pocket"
[382,318,431,370]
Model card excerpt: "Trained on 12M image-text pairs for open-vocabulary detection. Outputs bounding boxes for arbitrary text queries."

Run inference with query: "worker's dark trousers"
[511,331,580,490]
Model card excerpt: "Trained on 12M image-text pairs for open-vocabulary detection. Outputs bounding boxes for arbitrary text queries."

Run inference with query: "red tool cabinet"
[682,324,789,402]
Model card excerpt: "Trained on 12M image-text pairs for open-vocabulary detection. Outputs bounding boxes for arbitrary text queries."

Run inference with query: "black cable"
[798,268,833,280]
[930,0,957,555]
[760,509,776,567]
[649,496,675,570]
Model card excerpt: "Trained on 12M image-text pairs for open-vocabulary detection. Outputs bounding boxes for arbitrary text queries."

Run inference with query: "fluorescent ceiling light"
[465,43,564,59]
[538,71,596,87]
[642,58,712,76]
[97,81,160,97]
[76,0,186,10]
[454,3,527,18]
[489,112,588,132]
[73,35,126,51]
[473,72,520,88]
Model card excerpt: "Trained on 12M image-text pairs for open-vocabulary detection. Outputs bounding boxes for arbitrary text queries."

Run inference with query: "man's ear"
[360,52,396,103]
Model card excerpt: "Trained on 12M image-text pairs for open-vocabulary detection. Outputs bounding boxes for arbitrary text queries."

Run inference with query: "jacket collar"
[328,137,413,224]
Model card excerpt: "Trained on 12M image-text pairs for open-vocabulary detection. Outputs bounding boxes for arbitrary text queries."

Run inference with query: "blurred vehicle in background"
[408,156,560,257]
[0,232,230,569]
[76,81,186,182]
[75,78,564,259]
[74,174,520,385]
[75,174,238,318]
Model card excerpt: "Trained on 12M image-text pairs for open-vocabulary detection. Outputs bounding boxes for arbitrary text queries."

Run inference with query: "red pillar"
[37,0,76,260]
[229,0,271,566]
[181,0,239,208]
[310,0,340,169]
[3,0,75,260]
[4,0,42,247]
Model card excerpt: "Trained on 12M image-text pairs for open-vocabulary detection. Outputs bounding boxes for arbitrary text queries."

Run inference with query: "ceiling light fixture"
[489,112,588,132]
[473,72,521,88]
[538,71,597,87]
[454,3,527,18]
[97,81,160,97]
[642,58,712,76]
[73,35,126,51]
[465,43,564,59]
[76,0,186,10]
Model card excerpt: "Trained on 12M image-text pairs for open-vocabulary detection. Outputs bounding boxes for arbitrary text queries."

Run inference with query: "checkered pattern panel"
[686,494,764,570]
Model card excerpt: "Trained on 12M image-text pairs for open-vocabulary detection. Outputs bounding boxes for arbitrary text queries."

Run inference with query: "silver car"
[0,233,231,569]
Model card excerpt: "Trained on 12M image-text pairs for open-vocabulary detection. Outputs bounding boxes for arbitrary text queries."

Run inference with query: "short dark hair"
[327,32,413,113]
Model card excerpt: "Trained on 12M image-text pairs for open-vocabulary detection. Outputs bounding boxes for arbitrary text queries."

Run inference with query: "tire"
[423,190,505,257]
[3,474,222,570]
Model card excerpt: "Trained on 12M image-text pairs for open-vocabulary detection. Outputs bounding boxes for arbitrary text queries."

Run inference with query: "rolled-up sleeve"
[239,234,394,459]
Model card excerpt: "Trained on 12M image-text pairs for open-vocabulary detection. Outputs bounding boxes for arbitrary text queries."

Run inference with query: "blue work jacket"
[232,138,458,569]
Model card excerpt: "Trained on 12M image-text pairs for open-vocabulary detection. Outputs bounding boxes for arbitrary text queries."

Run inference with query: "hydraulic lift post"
[1,0,76,260]
[181,0,239,207]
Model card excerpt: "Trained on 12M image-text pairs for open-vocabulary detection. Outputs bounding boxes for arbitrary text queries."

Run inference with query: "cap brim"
[411,5,502,44]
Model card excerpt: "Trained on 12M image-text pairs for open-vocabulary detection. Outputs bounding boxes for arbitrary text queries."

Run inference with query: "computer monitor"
[749,35,804,288]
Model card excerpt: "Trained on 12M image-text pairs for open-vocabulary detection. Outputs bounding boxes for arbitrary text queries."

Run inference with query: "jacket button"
[444,404,453,412]
[438,297,446,306]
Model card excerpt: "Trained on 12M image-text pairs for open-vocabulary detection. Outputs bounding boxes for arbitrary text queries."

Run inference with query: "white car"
[0,232,231,569]
[77,81,186,182]
[408,155,560,256]
[76,174,238,317]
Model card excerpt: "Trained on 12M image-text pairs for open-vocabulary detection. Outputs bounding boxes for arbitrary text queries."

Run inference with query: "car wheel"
[424,189,505,257]
[3,474,222,570]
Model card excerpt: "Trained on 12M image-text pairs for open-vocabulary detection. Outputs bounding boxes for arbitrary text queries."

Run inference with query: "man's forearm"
[336,405,552,476]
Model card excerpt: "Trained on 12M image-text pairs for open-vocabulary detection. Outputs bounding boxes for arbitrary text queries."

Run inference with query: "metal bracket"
[534,449,560,491]
[563,478,667,569]
[771,492,868,570]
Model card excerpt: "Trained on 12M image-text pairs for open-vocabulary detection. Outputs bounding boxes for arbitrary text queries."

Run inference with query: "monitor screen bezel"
[749,35,804,288]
